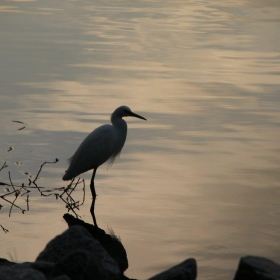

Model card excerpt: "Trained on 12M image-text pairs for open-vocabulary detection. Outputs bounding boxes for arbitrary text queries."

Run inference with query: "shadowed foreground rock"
[234,256,280,280]
[0,220,280,280]
[148,258,197,280]
[63,213,128,273]
[0,225,122,280]
[36,225,121,280]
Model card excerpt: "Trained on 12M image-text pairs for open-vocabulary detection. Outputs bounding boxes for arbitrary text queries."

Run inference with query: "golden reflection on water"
[0,1,280,279]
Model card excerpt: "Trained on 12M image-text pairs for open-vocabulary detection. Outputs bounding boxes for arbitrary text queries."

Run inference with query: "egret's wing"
[65,125,116,179]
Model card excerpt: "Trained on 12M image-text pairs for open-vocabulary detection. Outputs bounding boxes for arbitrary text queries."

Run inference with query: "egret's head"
[112,106,147,121]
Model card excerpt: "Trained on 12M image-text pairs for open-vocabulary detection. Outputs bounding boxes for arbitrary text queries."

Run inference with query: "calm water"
[1,0,280,279]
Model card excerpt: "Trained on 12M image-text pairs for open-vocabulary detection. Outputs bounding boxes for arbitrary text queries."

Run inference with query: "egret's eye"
[124,109,130,114]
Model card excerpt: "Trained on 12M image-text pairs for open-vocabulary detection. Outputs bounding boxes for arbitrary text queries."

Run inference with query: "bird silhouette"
[63,106,147,226]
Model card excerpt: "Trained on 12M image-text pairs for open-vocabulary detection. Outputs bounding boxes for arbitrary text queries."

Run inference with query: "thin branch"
[9,193,24,217]
[0,195,26,216]
[0,162,8,172]
[59,194,80,218]
[0,157,86,228]
[32,158,59,184]
[26,195,29,211]
[81,179,86,206]
[8,172,16,193]
[0,224,9,233]
[12,120,26,131]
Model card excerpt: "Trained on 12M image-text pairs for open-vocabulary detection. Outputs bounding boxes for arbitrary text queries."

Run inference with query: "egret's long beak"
[129,111,147,121]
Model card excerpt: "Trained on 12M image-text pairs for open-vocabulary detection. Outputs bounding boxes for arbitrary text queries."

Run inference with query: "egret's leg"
[90,168,98,227]
[90,168,97,197]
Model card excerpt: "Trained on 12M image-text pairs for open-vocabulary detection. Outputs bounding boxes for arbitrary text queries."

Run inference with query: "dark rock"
[234,256,280,280]
[120,275,137,280]
[63,214,106,237]
[51,276,71,280]
[148,258,197,280]
[53,250,105,280]
[0,258,16,266]
[21,261,56,278]
[50,276,71,280]
[0,264,46,280]
[63,213,128,272]
[0,260,70,279]
[36,225,120,280]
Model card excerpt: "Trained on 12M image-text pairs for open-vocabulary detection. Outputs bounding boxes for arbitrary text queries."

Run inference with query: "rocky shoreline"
[0,214,279,280]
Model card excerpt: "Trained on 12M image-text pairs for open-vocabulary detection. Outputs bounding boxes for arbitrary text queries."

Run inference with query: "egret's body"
[62,123,126,180]
[63,106,146,226]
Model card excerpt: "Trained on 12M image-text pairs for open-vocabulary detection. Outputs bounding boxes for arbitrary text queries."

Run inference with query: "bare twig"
[0,157,85,228]
[57,178,86,218]
[8,171,16,193]
[81,179,86,205]
[32,158,59,184]
[0,224,9,233]
[0,194,26,216]
[26,195,30,211]
[0,162,8,172]
[12,120,26,131]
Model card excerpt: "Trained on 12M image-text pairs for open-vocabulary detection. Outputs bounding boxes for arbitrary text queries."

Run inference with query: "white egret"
[63,106,147,226]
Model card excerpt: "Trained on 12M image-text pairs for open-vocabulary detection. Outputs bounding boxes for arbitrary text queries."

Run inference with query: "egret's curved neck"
[111,116,127,130]
[111,115,127,145]
[111,114,127,150]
